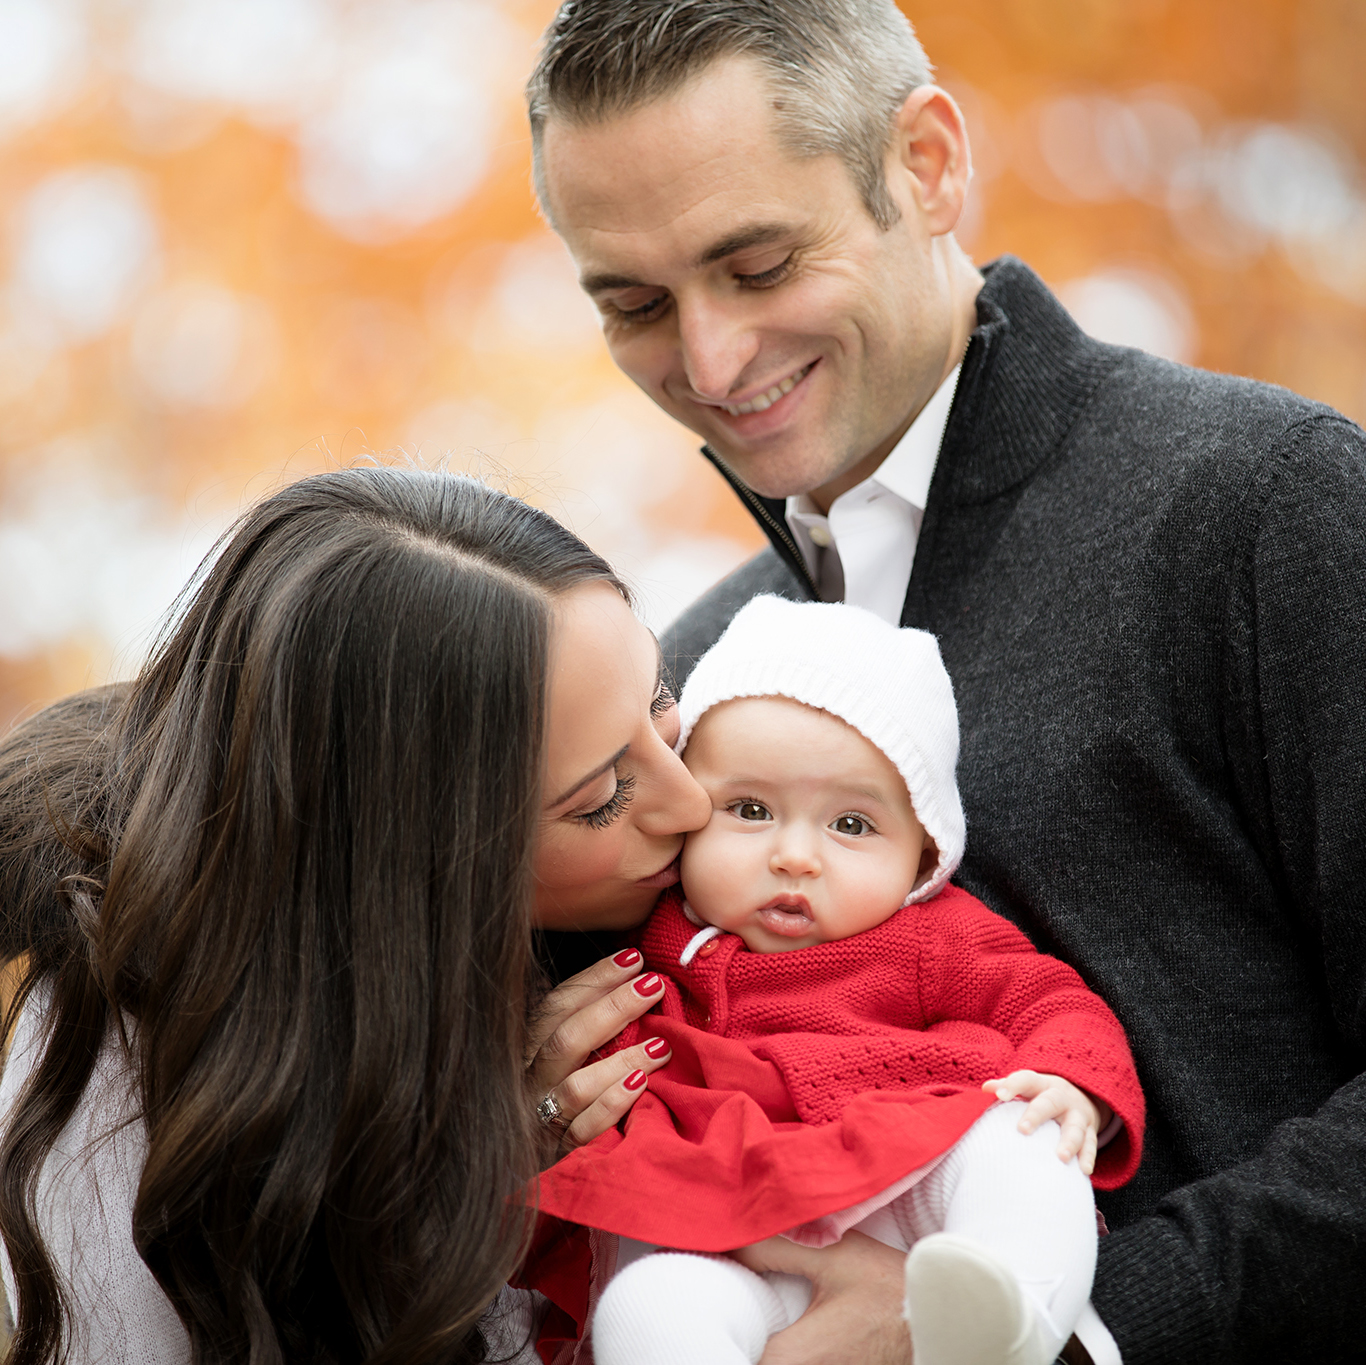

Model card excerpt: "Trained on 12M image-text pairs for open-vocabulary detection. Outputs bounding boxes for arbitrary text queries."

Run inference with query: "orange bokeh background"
[1,0,1362,732]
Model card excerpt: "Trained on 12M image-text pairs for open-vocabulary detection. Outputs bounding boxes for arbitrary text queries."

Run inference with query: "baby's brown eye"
[735,802,771,822]
[832,815,868,836]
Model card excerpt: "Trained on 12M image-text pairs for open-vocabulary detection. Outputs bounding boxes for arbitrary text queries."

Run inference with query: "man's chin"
[704,436,849,501]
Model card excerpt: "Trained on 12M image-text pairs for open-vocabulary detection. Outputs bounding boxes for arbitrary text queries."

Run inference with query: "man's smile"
[712,361,817,416]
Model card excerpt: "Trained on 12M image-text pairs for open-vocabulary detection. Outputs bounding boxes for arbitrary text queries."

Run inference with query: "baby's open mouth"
[756,896,815,937]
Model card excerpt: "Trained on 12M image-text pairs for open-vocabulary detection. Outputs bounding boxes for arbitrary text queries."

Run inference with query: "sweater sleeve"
[1091,415,1366,1365]
[916,895,1145,1188]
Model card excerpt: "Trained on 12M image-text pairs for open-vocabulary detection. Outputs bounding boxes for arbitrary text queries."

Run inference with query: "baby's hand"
[981,1070,1113,1176]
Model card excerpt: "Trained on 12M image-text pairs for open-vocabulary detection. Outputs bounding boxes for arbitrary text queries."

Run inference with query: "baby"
[532,597,1144,1365]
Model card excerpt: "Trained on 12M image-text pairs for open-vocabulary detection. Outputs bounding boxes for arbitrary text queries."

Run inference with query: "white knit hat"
[677,596,965,904]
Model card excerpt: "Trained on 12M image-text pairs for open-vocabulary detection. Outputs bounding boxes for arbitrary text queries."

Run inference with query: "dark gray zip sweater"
[662,257,1366,1365]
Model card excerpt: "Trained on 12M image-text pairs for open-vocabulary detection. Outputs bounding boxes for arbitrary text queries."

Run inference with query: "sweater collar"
[939,255,1119,504]
[701,256,1119,565]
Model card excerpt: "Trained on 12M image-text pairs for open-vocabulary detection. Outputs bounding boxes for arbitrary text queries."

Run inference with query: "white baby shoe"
[902,1233,1055,1365]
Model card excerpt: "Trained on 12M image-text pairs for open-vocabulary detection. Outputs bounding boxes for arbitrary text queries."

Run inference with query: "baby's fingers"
[981,1069,1046,1104]
[1079,1126,1098,1177]
[1053,1108,1090,1162]
[1016,1087,1069,1135]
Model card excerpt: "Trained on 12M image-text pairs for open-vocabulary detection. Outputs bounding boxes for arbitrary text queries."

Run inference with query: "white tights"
[592,1102,1097,1365]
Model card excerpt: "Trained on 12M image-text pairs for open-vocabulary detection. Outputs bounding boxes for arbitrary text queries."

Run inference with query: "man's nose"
[770,826,821,878]
[677,294,761,403]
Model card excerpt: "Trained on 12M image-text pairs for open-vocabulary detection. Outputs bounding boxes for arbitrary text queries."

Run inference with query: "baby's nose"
[769,829,821,876]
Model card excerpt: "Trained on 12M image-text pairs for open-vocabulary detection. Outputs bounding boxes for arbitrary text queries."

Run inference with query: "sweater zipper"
[702,446,819,598]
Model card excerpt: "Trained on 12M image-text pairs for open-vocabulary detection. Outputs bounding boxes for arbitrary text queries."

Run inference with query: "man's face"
[540,56,970,502]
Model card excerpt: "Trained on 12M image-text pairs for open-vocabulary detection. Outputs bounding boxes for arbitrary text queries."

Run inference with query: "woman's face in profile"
[535,581,712,931]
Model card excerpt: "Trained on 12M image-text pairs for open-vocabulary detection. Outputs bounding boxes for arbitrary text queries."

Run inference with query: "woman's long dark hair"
[0,469,626,1365]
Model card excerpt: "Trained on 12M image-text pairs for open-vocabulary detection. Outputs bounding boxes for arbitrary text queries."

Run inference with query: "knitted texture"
[531,885,1144,1271]
[632,887,1143,1173]
[662,256,1366,1364]
[676,596,965,901]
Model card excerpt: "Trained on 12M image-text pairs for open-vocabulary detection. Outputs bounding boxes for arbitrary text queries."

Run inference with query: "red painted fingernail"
[644,1036,670,1059]
[623,1069,648,1091]
[613,948,641,968]
[633,973,663,997]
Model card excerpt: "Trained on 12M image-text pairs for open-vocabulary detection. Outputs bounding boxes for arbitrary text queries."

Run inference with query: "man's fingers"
[732,1234,912,1365]
[730,1235,824,1280]
[530,969,666,1092]
[527,949,644,1054]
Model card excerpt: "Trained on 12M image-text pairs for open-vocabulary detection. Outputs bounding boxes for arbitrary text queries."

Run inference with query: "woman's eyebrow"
[548,745,629,810]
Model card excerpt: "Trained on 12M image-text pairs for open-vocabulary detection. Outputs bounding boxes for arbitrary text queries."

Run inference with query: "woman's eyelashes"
[650,682,675,719]
[574,773,637,830]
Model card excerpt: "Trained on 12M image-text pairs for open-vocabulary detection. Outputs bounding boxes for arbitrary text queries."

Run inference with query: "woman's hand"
[527,948,669,1158]
[982,1069,1112,1175]
[730,1232,912,1365]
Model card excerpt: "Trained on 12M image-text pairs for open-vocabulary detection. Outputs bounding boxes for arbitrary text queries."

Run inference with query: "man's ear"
[887,85,973,236]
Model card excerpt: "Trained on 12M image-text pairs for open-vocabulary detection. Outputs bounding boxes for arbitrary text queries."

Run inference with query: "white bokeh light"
[1037,89,1204,203]
[488,236,603,352]
[0,439,227,664]
[1058,267,1196,364]
[0,0,87,134]
[129,281,279,411]
[124,0,337,121]
[11,164,160,341]
[1212,123,1359,243]
[294,0,513,242]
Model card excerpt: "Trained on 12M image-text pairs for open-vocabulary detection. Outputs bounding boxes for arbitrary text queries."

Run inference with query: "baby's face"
[680,696,932,953]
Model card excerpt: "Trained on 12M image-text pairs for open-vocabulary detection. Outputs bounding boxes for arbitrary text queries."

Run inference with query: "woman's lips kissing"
[636,856,682,889]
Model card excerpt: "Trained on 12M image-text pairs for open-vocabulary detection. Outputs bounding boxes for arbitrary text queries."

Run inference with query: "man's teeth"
[721,364,811,416]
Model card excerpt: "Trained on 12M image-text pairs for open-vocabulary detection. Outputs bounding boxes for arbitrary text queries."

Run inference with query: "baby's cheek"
[679,826,732,919]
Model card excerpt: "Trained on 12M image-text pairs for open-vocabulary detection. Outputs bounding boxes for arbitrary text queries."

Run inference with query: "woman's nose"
[635,740,712,836]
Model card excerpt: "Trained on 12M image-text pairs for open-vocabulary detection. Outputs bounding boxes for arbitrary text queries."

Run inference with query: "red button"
[696,939,720,959]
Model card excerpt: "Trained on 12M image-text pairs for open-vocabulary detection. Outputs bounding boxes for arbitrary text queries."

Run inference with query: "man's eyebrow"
[578,223,796,295]
[695,222,793,268]
[548,744,630,810]
[580,270,646,295]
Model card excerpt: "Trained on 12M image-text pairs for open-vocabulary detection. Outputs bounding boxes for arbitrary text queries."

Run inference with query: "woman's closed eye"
[573,773,637,830]
[650,682,675,720]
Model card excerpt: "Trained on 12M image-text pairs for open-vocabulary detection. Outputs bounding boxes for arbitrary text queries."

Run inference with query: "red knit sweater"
[534,886,1144,1252]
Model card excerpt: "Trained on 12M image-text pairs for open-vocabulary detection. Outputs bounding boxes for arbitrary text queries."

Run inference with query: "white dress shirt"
[786,363,961,624]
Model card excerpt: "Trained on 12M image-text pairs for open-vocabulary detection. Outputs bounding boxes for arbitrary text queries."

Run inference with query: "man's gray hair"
[527,0,933,230]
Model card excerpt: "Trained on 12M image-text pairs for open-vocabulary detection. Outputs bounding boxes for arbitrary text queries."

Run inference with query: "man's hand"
[982,1069,1112,1175]
[730,1231,912,1365]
